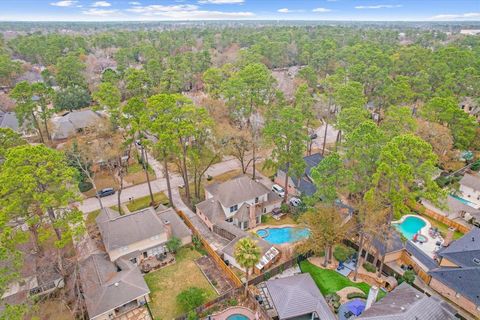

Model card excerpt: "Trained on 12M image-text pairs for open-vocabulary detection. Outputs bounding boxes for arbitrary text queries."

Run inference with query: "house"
[195,175,281,272]
[79,253,150,320]
[460,97,480,122]
[0,110,36,137]
[196,175,281,231]
[96,207,192,264]
[459,173,480,206]
[51,109,103,140]
[275,153,323,197]
[428,227,480,318]
[264,273,336,320]
[358,282,457,319]
[421,195,480,226]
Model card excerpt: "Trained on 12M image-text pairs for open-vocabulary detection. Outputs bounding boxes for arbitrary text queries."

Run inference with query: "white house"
[460,173,480,206]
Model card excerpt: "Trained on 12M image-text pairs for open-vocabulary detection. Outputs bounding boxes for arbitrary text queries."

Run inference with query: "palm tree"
[234,237,261,296]
[299,204,351,267]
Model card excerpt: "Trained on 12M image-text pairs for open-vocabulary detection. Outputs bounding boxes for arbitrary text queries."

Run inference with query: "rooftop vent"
[114,282,119,287]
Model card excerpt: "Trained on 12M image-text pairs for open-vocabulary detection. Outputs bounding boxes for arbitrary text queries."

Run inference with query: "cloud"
[355,4,402,9]
[312,7,332,13]
[198,0,244,4]
[429,12,480,20]
[128,1,141,4]
[126,4,253,19]
[50,0,78,7]
[82,8,118,16]
[91,1,111,7]
[277,8,305,13]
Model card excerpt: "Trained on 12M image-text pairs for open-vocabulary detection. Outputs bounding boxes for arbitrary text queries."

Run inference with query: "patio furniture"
[344,311,354,319]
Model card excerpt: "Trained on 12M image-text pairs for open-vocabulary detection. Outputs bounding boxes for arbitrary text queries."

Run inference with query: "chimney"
[249,204,257,229]
[443,227,456,247]
[164,220,172,239]
[365,286,379,310]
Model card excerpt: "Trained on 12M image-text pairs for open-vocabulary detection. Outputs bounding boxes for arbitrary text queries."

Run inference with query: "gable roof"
[52,110,102,140]
[358,282,455,320]
[266,273,336,320]
[96,207,165,252]
[79,254,149,319]
[437,227,480,267]
[304,153,323,177]
[204,175,269,208]
[460,173,480,191]
[429,267,480,306]
[0,111,20,132]
[156,207,192,239]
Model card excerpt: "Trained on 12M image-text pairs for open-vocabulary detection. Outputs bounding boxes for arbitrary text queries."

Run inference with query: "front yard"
[144,247,218,320]
[299,260,386,299]
[126,192,170,212]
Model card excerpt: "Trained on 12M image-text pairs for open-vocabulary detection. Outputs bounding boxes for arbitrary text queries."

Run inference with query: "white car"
[289,197,302,207]
[271,184,285,197]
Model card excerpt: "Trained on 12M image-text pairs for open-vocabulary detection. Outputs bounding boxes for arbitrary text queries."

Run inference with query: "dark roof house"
[358,282,456,320]
[277,153,323,196]
[265,273,336,320]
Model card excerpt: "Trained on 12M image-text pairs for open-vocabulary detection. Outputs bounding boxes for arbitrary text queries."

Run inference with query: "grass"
[124,163,156,185]
[126,192,170,212]
[300,260,386,300]
[144,247,218,320]
[261,214,298,226]
[419,213,464,240]
[85,209,101,227]
[82,173,118,197]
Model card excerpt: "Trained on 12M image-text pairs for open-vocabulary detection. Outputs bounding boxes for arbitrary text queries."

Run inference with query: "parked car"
[289,197,302,207]
[271,184,285,197]
[310,133,318,140]
[96,187,115,198]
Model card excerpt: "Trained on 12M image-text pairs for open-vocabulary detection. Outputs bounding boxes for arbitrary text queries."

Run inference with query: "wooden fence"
[414,204,472,234]
[176,210,243,287]
[400,250,432,284]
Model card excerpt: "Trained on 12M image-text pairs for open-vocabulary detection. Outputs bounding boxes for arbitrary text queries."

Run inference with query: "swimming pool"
[226,314,250,320]
[257,227,309,244]
[451,194,476,206]
[393,216,426,240]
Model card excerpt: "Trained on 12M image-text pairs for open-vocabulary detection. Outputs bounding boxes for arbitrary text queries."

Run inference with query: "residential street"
[77,156,242,213]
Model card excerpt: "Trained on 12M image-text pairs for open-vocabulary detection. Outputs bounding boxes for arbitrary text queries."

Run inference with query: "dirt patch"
[196,255,234,294]
[336,287,365,304]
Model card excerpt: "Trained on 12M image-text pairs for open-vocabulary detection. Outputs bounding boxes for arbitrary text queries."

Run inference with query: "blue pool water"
[226,314,250,320]
[394,216,426,240]
[451,194,475,206]
[257,227,310,244]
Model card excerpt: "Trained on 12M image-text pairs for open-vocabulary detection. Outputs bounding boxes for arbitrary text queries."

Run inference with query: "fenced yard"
[144,247,218,320]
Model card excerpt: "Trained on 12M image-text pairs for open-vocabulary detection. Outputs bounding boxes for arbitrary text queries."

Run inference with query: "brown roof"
[204,175,269,208]
[96,207,165,252]
[196,197,226,222]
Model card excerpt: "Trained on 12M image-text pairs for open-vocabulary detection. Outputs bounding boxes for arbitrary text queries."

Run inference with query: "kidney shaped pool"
[393,216,426,240]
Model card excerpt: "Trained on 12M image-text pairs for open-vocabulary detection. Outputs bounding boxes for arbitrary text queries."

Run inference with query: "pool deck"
[210,306,257,320]
[393,214,439,258]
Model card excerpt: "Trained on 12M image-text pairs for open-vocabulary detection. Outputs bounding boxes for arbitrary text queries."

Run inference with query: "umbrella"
[347,299,366,316]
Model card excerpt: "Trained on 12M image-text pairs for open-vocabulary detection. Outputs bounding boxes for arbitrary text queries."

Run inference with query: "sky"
[0,0,479,22]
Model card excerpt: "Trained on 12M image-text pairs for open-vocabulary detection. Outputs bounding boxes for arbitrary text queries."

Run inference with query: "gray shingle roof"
[204,175,269,208]
[0,111,20,131]
[304,153,323,177]
[52,109,102,140]
[373,231,404,256]
[222,234,272,258]
[96,207,165,252]
[405,241,438,271]
[266,273,336,320]
[358,282,456,320]
[429,267,480,307]
[156,207,192,239]
[196,197,226,222]
[460,173,480,191]
[79,254,149,319]
[437,227,480,267]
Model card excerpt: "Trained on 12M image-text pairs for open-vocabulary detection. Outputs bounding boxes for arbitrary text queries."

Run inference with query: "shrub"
[347,292,367,300]
[228,298,238,306]
[402,270,416,285]
[333,245,355,262]
[471,160,480,171]
[363,262,376,273]
[78,181,93,192]
[166,236,182,253]
[177,287,207,312]
[187,310,198,320]
[280,203,289,213]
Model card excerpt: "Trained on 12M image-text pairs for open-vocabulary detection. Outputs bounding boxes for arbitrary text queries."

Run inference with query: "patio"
[139,253,175,273]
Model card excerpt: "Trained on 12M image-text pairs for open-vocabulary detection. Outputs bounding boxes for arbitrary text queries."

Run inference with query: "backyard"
[299,260,386,299]
[144,247,218,320]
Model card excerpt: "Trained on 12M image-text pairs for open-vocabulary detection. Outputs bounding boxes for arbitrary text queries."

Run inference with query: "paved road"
[77,157,242,213]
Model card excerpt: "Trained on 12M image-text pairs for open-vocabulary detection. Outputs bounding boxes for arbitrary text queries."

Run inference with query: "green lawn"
[419,213,464,240]
[144,247,218,320]
[126,192,170,212]
[299,260,386,299]
[261,214,297,226]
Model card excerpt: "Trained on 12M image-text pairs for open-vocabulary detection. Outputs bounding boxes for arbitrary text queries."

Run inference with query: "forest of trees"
[0,21,480,319]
